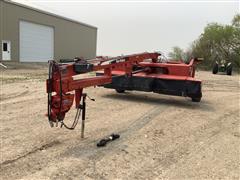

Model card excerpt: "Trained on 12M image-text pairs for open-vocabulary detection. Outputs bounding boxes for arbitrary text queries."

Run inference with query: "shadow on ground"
[102,92,214,112]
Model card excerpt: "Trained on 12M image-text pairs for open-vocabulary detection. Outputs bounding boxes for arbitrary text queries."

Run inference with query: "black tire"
[116,89,125,93]
[226,63,232,76]
[212,63,218,74]
[192,97,201,102]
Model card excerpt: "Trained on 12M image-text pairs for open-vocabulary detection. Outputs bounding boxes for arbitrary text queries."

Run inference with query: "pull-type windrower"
[46,52,202,136]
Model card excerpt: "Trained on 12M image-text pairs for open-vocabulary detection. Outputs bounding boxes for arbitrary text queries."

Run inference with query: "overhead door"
[20,21,54,62]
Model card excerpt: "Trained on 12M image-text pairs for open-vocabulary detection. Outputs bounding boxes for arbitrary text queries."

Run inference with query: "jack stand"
[81,93,87,138]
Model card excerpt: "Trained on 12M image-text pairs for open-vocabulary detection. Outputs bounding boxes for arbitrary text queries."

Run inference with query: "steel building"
[0,0,97,62]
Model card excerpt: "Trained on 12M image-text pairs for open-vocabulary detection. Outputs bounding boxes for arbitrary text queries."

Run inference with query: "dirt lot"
[0,66,239,180]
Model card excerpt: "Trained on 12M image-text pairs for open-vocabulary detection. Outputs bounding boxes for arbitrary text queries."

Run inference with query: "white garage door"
[20,21,54,62]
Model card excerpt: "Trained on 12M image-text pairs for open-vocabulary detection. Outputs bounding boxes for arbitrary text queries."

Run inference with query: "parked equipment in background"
[212,60,233,75]
[46,52,202,136]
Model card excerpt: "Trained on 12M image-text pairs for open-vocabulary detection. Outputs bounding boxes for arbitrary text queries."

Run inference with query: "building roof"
[3,0,97,29]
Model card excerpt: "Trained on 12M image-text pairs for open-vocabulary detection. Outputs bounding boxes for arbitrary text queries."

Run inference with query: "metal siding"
[0,0,3,60]
[20,21,54,62]
[1,1,97,62]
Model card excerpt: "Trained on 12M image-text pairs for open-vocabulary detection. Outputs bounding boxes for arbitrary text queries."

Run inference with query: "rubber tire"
[192,97,201,102]
[115,89,125,93]
[226,64,232,76]
[212,63,218,74]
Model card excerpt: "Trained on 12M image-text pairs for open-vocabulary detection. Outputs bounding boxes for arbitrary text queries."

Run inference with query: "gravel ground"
[0,67,239,179]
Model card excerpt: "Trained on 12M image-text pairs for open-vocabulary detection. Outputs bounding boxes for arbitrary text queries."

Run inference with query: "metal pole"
[81,94,86,138]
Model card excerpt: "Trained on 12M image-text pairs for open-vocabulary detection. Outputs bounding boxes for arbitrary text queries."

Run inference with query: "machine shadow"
[102,92,213,112]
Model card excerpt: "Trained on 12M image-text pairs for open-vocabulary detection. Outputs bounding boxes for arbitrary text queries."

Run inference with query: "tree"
[191,14,240,68]
[232,14,240,28]
[168,46,184,60]
[168,46,193,63]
